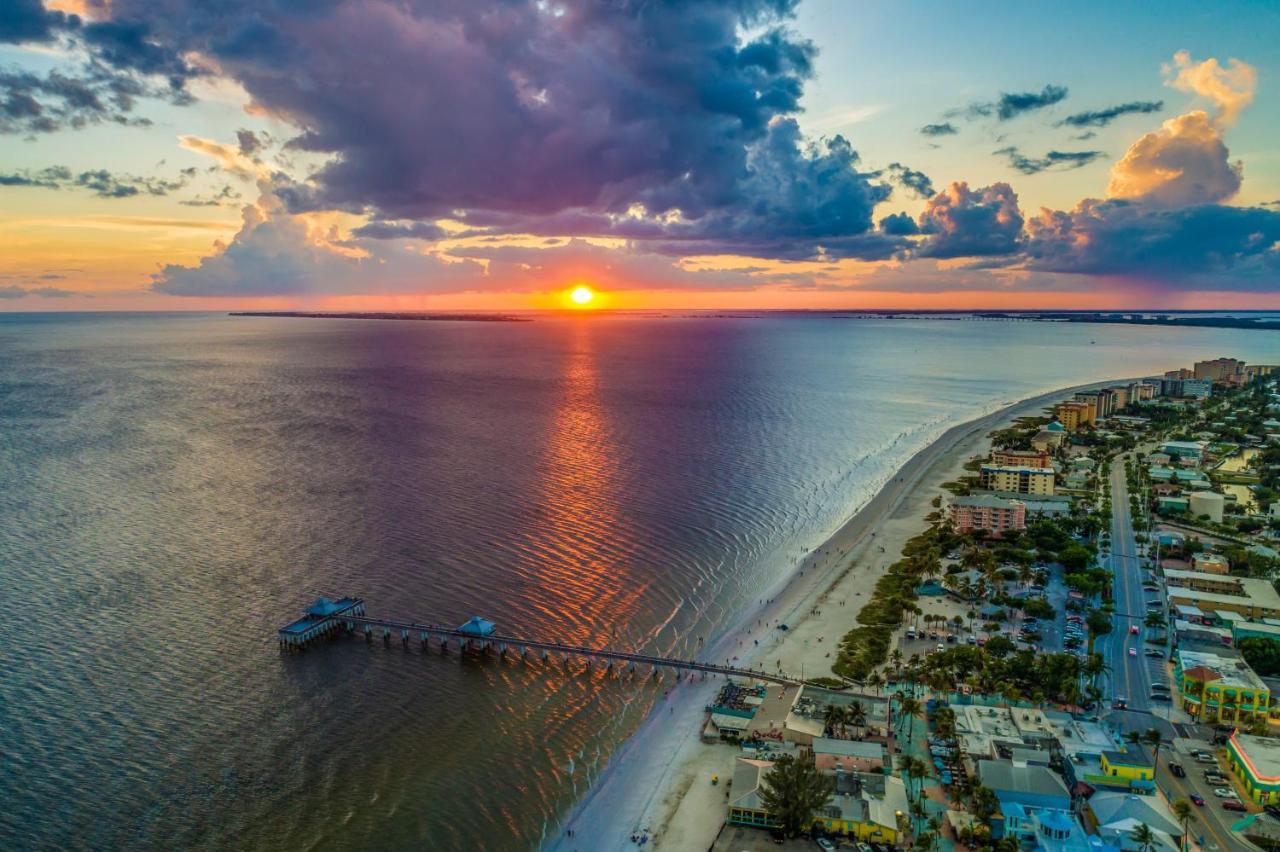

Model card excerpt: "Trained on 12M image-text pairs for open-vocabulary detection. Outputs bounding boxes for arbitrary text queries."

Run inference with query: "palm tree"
[1171,799,1195,852]
[758,754,835,838]
[847,700,868,739]
[1131,822,1157,852]
[897,696,923,746]
[1145,610,1167,631]
[865,671,885,696]
[823,703,847,738]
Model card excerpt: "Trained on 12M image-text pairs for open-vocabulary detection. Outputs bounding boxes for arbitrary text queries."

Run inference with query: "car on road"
[1169,762,1185,777]
[816,839,836,851]
[936,644,945,654]
[1190,794,1205,806]
[1113,697,1128,709]
[1223,799,1247,812]
[1129,648,1138,657]
[1130,625,1140,634]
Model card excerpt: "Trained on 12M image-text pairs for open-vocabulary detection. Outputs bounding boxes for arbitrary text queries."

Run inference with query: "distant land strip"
[229,311,529,322]
[973,312,1280,331]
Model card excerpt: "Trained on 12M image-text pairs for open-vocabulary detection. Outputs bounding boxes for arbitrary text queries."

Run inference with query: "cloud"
[1164,50,1256,127]
[878,212,918,236]
[1059,100,1163,128]
[995,146,1105,175]
[916,182,1024,258]
[1026,198,1280,284]
[884,162,934,199]
[1106,111,1241,206]
[178,135,267,179]
[0,165,187,197]
[68,0,900,261]
[1,0,79,44]
[920,122,958,137]
[953,85,1069,122]
[0,285,82,299]
[235,128,263,155]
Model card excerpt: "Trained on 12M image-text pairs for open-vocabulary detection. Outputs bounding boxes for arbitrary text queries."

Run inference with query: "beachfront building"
[1174,649,1271,724]
[1195,357,1245,384]
[813,738,886,773]
[980,464,1056,496]
[991,449,1053,469]
[976,759,1076,845]
[1055,401,1095,432]
[1165,576,1280,620]
[949,494,1026,538]
[1227,732,1280,804]
[727,758,906,844]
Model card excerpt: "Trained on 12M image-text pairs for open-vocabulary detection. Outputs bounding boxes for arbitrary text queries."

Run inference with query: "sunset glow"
[570,286,595,306]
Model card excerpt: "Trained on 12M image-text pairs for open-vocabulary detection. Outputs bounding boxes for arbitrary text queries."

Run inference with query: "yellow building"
[1175,650,1272,725]
[1100,748,1154,783]
[980,465,1056,495]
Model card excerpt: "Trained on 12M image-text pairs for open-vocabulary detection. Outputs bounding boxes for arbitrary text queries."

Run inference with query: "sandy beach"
[550,378,1129,852]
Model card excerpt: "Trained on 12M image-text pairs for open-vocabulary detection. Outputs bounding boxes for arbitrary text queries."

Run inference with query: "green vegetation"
[758,754,835,838]
[1239,637,1280,677]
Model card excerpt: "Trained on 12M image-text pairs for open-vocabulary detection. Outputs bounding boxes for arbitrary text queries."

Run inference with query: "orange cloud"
[1164,50,1256,127]
[1106,111,1242,206]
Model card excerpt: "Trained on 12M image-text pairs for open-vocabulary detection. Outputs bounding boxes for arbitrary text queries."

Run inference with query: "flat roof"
[1167,580,1280,612]
[1177,648,1268,691]
[977,760,1070,800]
[1233,734,1280,782]
[1164,568,1242,586]
[813,737,885,758]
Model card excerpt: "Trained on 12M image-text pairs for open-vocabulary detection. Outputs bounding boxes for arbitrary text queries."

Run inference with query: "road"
[1100,453,1170,712]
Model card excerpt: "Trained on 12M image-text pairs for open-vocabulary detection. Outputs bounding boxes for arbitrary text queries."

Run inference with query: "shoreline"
[549,376,1132,852]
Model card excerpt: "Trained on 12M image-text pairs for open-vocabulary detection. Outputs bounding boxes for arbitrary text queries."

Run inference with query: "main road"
[1099,453,1164,711]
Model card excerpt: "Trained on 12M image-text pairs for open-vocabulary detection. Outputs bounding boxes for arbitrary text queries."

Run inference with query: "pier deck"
[278,598,803,686]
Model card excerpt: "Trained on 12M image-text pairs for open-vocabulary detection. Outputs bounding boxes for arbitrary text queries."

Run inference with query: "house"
[977,759,1072,813]
[1161,440,1206,460]
[727,758,779,829]
[1100,746,1155,785]
[1086,793,1182,852]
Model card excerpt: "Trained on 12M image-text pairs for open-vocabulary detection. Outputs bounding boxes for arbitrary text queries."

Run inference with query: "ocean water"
[0,312,1274,851]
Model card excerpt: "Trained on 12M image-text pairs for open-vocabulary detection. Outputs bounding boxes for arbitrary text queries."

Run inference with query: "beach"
[550,378,1129,852]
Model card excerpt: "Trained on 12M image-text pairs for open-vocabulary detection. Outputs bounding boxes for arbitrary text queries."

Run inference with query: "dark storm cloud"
[1060,100,1163,128]
[236,128,263,155]
[920,122,958,137]
[352,220,449,240]
[878,212,919,236]
[1025,199,1280,281]
[884,162,935,199]
[1,0,79,44]
[74,0,898,261]
[916,182,1024,258]
[995,146,1105,175]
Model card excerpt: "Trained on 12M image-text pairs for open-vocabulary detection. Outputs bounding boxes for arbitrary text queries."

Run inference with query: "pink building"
[949,494,1026,538]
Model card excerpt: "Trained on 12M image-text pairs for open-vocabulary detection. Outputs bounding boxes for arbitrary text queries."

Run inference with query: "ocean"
[0,312,1274,851]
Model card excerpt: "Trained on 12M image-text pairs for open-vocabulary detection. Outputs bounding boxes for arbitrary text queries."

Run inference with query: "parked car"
[816,839,836,852]
[1191,793,1205,806]
[1213,788,1235,797]
[1223,799,1247,812]
[1169,762,1185,778]
[1149,692,1170,702]
[1265,804,1280,819]
[1145,649,1165,658]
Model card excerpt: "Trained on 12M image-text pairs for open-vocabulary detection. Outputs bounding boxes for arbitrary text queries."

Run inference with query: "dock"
[278,597,803,686]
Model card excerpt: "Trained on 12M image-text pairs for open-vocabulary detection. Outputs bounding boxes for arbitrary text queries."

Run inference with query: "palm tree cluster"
[821,699,868,740]
[910,644,1104,707]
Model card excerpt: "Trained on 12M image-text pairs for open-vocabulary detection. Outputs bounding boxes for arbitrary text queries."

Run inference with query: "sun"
[570,285,595,306]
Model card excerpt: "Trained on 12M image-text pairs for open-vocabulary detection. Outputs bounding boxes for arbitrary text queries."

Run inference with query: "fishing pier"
[278,596,803,686]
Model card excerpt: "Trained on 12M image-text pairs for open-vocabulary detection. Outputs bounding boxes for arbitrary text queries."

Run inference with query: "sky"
[1,0,1278,311]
